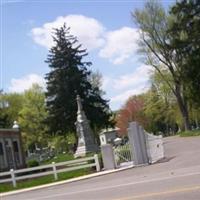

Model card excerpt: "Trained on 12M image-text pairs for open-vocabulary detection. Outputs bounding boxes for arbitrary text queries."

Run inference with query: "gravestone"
[74,95,98,158]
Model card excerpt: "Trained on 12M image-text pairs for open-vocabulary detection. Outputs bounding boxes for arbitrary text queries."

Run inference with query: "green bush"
[27,159,39,168]
[179,130,200,137]
[50,135,70,154]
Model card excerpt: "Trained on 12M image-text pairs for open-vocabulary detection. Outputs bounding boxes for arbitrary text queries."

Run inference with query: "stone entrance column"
[101,144,116,170]
[128,122,149,166]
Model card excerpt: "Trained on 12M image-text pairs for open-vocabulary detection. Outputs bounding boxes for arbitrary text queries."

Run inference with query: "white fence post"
[52,162,58,180]
[1,156,101,185]
[10,169,16,187]
[94,154,100,172]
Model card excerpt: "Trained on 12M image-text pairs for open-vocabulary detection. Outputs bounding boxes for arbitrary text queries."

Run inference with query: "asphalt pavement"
[2,136,200,200]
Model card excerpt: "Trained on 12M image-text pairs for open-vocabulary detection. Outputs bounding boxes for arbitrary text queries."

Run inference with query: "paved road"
[2,136,200,200]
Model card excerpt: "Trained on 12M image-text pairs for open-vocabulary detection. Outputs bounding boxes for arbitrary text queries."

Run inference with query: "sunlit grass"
[179,130,200,137]
[0,168,92,193]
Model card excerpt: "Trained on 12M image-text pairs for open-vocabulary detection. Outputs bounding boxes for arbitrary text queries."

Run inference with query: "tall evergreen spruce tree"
[45,25,112,136]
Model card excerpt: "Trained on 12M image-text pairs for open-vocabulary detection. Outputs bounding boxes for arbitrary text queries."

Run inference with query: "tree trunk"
[175,83,191,131]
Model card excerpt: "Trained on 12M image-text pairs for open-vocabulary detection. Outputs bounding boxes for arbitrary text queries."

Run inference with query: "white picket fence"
[113,142,133,167]
[0,154,100,188]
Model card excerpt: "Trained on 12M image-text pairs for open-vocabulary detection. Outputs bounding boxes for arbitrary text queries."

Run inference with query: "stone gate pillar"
[101,144,116,170]
[128,122,149,166]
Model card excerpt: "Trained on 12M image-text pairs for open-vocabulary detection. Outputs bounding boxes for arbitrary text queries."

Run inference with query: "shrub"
[179,130,200,137]
[27,159,39,168]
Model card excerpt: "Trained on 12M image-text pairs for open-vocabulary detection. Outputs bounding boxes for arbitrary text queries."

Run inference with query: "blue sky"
[1,0,174,110]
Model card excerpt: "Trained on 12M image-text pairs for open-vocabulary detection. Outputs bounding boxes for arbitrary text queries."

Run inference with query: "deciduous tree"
[19,84,48,150]
[133,0,198,130]
[116,95,147,136]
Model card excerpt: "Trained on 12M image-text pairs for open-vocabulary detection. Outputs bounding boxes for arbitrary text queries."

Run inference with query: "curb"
[1,165,134,197]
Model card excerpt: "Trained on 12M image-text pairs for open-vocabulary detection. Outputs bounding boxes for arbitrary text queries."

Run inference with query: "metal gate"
[113,141,134,168]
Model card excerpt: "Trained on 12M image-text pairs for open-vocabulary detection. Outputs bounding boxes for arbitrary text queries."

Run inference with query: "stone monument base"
[74,146,86,158]
[74,144,99,158]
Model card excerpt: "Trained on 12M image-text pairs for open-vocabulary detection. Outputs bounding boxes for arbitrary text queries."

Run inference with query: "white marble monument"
[74,95,98,158]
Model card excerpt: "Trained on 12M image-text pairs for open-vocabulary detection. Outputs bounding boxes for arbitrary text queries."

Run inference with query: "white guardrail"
[0,154,100,188]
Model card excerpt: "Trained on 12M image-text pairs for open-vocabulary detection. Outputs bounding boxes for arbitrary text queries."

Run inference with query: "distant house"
[99,128,119,145]
[0,122,26,172]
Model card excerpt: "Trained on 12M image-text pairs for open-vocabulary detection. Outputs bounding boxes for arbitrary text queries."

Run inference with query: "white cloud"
[31,15,105,51]
[102,76,112,91]
[99,27,139,64]
[31,15,141,65]
[110,85,149,104]
[113,64,152,90]
[102,64,153,109]
[9,74,45,93]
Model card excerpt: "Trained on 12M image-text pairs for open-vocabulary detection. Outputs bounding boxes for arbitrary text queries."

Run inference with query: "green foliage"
[66,132,76,148]
[41,153,74,165]
[49,135,70,154]
[19,84,48,151]
[132,0,200,130]
[27,159,39,168]
[189,106,200,129]
[0,92,23,128]
[144,86,179,135]
[169,0,200,105]
[143,70,183,134]
[179,130,200,137]
[45,24,113,137]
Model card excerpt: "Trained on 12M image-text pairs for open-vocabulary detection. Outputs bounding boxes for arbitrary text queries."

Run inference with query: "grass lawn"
[179,130,200,137]
[0,152,101,193]
[0,168,93,193]
[40,153,74,165]
[40,152,98,165]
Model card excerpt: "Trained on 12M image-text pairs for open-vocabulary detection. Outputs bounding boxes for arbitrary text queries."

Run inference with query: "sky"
[1,0,174,110]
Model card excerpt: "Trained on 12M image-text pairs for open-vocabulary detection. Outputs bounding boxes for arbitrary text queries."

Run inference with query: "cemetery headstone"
[74,95,98,157]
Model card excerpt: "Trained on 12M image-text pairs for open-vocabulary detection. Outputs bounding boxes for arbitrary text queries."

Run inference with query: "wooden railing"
[0,154,100,188]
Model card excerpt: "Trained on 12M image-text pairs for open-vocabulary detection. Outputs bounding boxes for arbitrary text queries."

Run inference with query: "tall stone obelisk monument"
[74,95,98,157]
